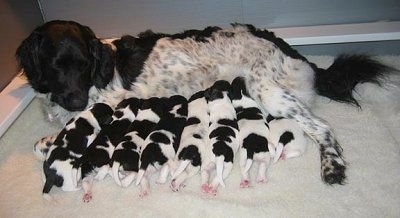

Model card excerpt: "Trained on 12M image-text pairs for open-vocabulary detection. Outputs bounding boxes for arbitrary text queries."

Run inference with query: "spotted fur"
[230,77,272,188]
[136,95,188,197]
[202,81,239,195]
[41,103,113,201]
[170,91,209,192]
[110,97,164,188]
[267,115,307,163]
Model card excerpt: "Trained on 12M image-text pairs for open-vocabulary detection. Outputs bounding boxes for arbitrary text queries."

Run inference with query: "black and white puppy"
[267,115,307,163]
[202,80,239,195]
[230,77,273,188]
[170,91,209,192]
[72,98,141,203]
[42,103,113,200]
[111,97,164,188]
[136,95,188,197]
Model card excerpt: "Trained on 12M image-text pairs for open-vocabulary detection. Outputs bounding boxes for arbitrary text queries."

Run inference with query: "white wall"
[39,0,400,38]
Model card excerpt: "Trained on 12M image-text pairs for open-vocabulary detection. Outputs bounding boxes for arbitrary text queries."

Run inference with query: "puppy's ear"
[15,31,49,93]
[89,39,115,89]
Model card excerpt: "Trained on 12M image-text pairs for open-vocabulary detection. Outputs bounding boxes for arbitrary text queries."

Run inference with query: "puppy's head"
[166,95,188,116]
[204,80,231,102]
[88,103,114,127]
[16,20,115,111]
[230,77,249,100]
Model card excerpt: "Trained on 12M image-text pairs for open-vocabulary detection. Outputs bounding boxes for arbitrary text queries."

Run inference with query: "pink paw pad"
[83,193,92,203]
[240,180,250,188]
[256,178,267,183]
[201,184,211,193]
[139,190,149,198]
[209,188,218,196]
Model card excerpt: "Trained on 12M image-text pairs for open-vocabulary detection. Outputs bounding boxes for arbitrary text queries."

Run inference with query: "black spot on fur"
[112,147,140,172]
[42,161,64,194]
[140,143,168,169]
[237,108,264,121]
[212,141,234,163]
[193,134,202,139]
[178,145,202,167]
[209,126,235,143]
[189,90,205,102]
[242,133,269,159]
[279,131,294,145]
[186,117,201,126]
[217,119,238,130]
[150,132,171,144]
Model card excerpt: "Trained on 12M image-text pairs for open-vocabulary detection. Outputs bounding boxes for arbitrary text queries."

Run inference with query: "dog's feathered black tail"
[314,54,392,106]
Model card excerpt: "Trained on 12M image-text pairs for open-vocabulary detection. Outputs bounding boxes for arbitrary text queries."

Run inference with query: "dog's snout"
[69,97,87,111]
[51,92,88,111]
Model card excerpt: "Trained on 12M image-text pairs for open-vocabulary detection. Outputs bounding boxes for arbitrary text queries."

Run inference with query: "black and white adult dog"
[230,77,273,188]
[202,80,239,195]
[16,20,392,185]
[72,97,141,203]
[136,95,188,197]
[111,97,164,188]
[42,103,113,200]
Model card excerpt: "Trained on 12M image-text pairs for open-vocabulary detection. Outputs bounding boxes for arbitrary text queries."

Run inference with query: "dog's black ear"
[89,39,115,89]
[15,31,49,93]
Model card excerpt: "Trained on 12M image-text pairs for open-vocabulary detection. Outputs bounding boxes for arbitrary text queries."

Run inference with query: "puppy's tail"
[243,159,253,173]
[71,165,82,188]
[215,156,226,188]
[273,143,284,164]
[172,160,190,180]
[314,54,392,106]
[135,168,145,186]
[111,161,123,187]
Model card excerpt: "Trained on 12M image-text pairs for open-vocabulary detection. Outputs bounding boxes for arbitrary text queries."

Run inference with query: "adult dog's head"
[16,20,115,111]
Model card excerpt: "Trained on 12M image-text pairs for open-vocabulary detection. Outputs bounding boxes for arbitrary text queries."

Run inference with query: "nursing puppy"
[267,115,307,163]
[230,77,273,188]
[42,103,113,201]
[170,91,209,192]
[202,80,239,195]
[136,95,188,197]
[111,97,165,188]
[72,98,141,202]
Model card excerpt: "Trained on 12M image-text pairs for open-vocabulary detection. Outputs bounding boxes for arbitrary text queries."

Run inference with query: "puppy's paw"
[240,180,250,188]
[83,192,92,203]
[201,184,211,193]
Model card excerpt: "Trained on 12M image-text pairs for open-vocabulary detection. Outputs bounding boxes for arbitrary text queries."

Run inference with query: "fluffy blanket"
[0,56,399,217]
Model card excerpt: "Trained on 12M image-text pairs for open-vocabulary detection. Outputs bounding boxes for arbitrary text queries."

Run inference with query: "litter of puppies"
[35,77,309,201]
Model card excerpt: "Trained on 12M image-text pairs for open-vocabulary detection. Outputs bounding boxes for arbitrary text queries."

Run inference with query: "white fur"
[170,93,209,192]
[202,90,239,195]
[268,118,307,162]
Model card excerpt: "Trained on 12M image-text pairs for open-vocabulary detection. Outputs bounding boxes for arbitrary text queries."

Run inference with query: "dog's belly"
[127,28,316,105]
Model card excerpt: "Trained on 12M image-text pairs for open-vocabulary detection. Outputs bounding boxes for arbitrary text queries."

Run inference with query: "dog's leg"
[82,176,94,203]
[252,86,346,185]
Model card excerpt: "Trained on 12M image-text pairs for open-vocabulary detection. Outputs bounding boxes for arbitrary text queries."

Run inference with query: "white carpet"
[0,56,399,217]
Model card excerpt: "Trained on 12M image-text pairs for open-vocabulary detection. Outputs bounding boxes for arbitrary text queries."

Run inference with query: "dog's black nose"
[51,93,88,111]
[67,98,88,111]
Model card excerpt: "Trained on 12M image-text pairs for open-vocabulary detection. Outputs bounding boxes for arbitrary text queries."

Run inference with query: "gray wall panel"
[0,0,43,91]
[40,0,243,37]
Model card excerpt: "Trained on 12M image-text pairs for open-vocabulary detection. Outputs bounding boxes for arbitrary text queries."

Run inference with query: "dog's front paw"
[320,142,347,185]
